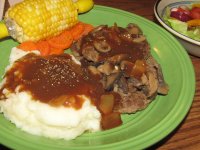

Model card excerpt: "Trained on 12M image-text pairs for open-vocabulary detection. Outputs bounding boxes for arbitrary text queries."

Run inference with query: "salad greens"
[163,5,200,41]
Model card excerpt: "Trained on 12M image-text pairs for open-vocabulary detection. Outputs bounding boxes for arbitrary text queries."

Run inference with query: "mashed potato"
[0,47,101,140]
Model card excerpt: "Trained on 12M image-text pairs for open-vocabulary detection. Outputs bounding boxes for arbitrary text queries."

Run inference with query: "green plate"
[0,5,195,150]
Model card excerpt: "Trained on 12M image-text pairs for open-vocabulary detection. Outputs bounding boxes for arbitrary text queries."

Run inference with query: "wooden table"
[1,0,200,149]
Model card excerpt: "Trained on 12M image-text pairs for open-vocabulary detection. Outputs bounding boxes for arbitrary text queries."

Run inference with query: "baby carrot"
[36,40,50,56]
[49,47,64,55]
[70,22,84,41]
[47,30,73,50]
[82,22,94,36]
[17,22,94,55]
[17,41,37,51]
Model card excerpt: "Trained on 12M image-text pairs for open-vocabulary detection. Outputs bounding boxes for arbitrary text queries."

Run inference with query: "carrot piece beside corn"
[82,23,94,35]
[18,22,94,55]
[36,41,50,56]
[17,41,37,51]
[49,48,64,55]
[70,22,85,41]
[48,30,73,50]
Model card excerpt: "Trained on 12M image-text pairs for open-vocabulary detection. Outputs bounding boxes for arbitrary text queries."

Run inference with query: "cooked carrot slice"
[36,40,50,56]
[47,30,73,50]
[82,22,94,35]
[49,47,64,55]
[70,22,84,41]
[17,22,94,54]
[17,41,37,51]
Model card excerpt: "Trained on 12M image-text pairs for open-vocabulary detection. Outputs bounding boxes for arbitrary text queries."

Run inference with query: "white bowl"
[154,0,200,57]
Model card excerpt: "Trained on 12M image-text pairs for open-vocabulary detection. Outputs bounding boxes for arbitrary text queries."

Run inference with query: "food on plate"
[0,0,94,42]
[0,23,169,140]
[17,22,94,55]
[163,3,200,41]
[0,47,101,140]
[71,23,169,113]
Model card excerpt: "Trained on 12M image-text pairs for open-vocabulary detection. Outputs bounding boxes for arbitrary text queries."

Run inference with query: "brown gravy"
[0,27,147,111]
[80,26,146,63]
[0,54,106,109]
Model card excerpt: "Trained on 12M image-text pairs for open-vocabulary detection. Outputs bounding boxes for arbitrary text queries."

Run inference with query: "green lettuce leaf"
[163,9,200,41]
[167,19,188,34]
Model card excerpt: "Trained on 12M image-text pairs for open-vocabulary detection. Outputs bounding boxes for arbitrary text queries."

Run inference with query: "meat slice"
[113,90,150,113]
[146,55,169,95]
[102,72,122,91]
[71,23,169,114]
[82,45,100,62]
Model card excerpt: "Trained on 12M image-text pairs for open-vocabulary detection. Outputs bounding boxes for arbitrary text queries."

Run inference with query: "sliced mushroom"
[146,71,158,98]
[120,60,134,73]
[104,72,122,90]
[93,39,111,53]
[128,77,143,88]
[126,23,142,35]
[88,66,102,76]
[146,56,169,95]
[97,62,118,75]
[82,45,99,62]
[72,38,82,51]
[107,54,129,64]
[117,76,129,94]
[156,65,169,95]
[157,83,169,95]
[119,28,133,42]
[145,55,159,67]
[141,74,148,85]
[90,25,107,36]
[132,35,146,43]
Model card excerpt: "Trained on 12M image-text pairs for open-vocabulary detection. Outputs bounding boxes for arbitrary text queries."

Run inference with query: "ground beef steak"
[71,23,169,113]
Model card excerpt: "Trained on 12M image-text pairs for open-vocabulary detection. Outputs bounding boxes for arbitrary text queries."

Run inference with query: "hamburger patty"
[71,23,169,113]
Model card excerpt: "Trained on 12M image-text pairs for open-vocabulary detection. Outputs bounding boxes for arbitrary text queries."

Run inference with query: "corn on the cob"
[4,0,78,43]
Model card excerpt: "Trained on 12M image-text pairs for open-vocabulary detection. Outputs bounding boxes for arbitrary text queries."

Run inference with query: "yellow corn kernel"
[5,0,78,43]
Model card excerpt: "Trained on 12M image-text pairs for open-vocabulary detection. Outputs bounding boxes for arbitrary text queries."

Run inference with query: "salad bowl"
[154,0,200,57]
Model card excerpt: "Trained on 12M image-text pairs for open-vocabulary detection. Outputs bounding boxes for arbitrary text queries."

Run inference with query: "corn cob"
[2,0,93,43]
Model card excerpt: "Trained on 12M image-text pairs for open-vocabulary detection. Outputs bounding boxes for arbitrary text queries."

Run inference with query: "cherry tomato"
[177,7,190,15]
[190,7,200,19]
[170,7,191,22]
